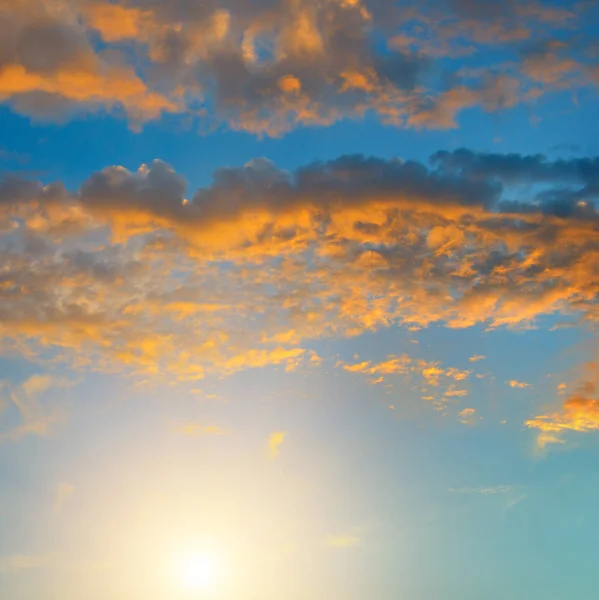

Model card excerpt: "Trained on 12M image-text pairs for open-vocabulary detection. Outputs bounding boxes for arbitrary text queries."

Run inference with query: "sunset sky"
[2,0,599,598]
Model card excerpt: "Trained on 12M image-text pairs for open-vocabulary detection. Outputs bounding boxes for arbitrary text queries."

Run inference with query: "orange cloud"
[507,380,532,389]
[0,63,177,121]
[341,353,472,405]
[278,75,302,94]
[2,149,599,383]
[527,394,599,434]
[0,0,590,132]
[469,354,486,362]
[446,386,469,397]
[458,407,477,425]
[342,355,412,376]
[84,3,149,42]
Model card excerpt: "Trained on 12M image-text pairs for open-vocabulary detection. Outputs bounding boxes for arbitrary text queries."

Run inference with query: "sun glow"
[174,551,222,592]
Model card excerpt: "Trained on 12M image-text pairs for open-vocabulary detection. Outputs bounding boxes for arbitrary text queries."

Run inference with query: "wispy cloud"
[507,380,532,389]
[0,375,72,443]
[469,355,486,362]
[450,485,528,512]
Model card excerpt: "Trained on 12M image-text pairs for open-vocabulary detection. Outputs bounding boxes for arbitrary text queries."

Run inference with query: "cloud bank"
[1,0,597,132]
[2,149,599,379]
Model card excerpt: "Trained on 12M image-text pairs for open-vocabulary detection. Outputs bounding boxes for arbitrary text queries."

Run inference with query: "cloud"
[0,1,178,123]
[458,407,477,425]
[268,431,287,458]
[83,3,150,43]
[341,353,470,403]
[526,371,599,450]
[0,375,71,443]
[527,393,599,434]
[507,380,532,388]
[469,354,486,362]
[446,386,469,398]
[3,149,599,381]
[450,484,527,511]
[342,354,412,378]
[0,0,595,132]
[535,431,566,450]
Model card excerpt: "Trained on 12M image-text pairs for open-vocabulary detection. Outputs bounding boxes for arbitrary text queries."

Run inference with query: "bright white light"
[175,552,220,592]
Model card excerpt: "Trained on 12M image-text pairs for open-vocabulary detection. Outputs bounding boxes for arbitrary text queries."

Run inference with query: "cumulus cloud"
[0,0,595,131]
[2,149,599,389]
[0,0,178,123]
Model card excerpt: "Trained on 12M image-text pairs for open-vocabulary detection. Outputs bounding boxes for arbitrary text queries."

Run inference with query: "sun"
[175,552,221,592]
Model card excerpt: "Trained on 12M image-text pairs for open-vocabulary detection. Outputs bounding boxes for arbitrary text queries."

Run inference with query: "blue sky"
[2,0,599,598]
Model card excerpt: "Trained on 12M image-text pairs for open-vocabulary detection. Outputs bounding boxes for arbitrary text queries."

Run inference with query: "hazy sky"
[2,1,599,599]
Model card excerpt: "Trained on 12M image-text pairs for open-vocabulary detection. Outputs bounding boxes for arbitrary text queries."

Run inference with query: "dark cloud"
[15,19,91,75]
[431,148,599,187]
[5,149,599,228]
[80,160,188,219]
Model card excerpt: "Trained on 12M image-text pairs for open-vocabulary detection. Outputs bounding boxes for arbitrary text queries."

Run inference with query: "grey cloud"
[0,0,592,132]
[0,177,44,204]
[430,149,599,187]
[6,150,599,227]
[80,160,188,219]
[9,91,80,122]
[65,154,503,229]
[15,19,91,75]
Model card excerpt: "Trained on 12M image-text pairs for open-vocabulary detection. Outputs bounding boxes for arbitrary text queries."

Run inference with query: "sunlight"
[174,551,222,593]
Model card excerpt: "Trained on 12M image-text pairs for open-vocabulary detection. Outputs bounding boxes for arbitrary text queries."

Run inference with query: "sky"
[2,0,599,598]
